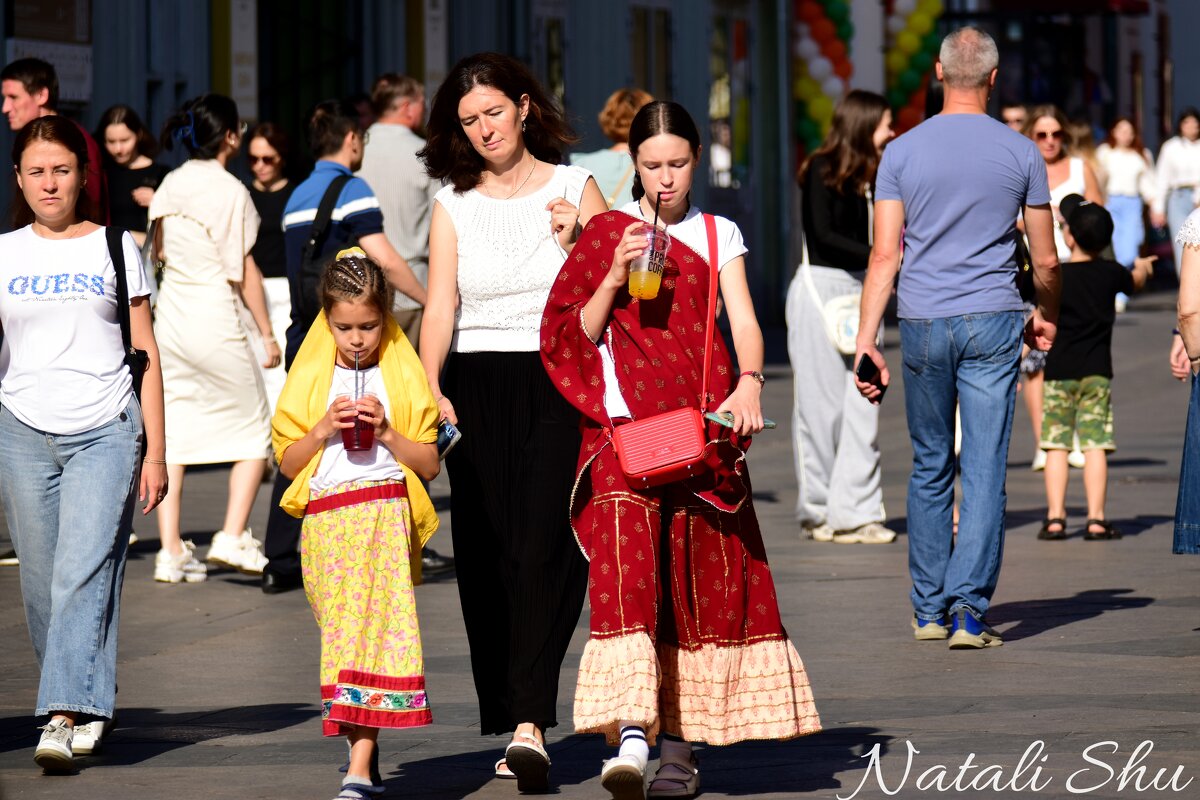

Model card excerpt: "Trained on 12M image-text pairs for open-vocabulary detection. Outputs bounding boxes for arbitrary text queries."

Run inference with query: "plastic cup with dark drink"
[341,353,375,451]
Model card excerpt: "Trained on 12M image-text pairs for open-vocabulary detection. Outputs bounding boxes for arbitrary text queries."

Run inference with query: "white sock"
[617,723,649,771]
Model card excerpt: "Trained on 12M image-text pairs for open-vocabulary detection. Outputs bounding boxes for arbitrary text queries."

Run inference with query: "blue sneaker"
[911,614,949,641]
[948,609,1003,649]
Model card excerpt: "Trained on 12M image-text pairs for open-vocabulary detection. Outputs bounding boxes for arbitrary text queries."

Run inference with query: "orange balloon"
[834,58,853,80]
[798,1,824,23]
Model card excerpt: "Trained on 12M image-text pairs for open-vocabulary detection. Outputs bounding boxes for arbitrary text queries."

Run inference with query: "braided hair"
[319,247,394,318]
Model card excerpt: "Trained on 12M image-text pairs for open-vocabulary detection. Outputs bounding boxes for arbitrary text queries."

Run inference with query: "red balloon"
[822,38,847,62]
[834,58,853,80]
[910,87,927,110]
[810,17,836,43]
[898,106,923,131]
[798,1,824,23]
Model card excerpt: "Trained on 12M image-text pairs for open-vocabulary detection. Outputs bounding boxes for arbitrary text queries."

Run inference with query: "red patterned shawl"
[539,210,751,516]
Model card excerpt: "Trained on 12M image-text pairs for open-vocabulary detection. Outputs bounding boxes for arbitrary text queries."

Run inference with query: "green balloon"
[806,133,824,152]
[899,69,922,94]
[837,21,855,41]
[910,51,933,73]
[924,30,942,53]
[798,117,820,142]
[826,1,850,24]
[887,88,908,108]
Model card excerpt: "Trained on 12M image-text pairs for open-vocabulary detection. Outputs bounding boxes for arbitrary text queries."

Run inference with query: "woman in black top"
[96,105,170,246]
[245,123,296,410]
[786,90,896,545]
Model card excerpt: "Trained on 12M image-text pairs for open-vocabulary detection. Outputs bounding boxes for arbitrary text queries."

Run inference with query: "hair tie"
[173,111,199,149]
[336,246,367,260]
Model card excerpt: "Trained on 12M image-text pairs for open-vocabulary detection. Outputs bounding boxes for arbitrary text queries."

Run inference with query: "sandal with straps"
[1084,518,1122,540]
[332,779,385,800]
[647,754,700,799]
[494,757,517,779]
[504,732,550,793]
[1037,517,1068,541]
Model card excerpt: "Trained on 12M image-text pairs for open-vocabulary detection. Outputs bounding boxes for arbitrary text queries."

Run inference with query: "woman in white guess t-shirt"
[0,117,167,772]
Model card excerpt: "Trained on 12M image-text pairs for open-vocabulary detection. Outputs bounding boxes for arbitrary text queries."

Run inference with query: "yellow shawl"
[271,311,440,579]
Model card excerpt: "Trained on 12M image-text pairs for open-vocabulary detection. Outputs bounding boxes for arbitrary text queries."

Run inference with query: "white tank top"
[1049,158,1086,259]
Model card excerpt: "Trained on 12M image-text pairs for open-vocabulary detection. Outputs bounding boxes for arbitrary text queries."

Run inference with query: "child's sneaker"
[34,719,74,771]
[154,540,207,583]
[207,529,268,574]
[947,609,1003,649]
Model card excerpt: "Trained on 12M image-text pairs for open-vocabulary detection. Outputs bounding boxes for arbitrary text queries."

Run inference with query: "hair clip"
[336,246,368,260]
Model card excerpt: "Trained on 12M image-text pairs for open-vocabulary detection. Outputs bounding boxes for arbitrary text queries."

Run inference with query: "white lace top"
[436,164,591,352]
[1176,207,1200,247]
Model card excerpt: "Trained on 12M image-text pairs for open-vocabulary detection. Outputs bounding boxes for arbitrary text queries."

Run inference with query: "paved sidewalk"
[0,305,1196,800]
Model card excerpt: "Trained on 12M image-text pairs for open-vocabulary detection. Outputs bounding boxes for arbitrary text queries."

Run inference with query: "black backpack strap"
[302,173,353,264]
[106,227,134,355]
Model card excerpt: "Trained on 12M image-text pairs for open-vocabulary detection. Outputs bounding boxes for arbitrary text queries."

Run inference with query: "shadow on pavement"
[987,588,1154,642]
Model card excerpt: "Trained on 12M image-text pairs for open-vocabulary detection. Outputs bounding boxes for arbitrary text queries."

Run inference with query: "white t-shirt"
[0,226,149,435]
[600,204,748,418]
[311,365,406,492]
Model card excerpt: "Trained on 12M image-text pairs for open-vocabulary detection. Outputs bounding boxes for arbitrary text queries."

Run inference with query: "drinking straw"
[652,193,661,229]
[354,351,360,400]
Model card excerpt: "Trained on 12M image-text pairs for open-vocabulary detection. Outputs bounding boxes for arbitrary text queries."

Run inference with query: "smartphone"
[704,411,777,430]
[436,419,462,460]
[855,354,887,401]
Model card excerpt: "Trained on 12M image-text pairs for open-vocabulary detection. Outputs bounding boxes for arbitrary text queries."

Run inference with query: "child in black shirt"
[1038,198,1153,540]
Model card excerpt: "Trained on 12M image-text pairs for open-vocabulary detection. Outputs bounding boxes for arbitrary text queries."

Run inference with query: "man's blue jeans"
[0,399,141,718]
[899,311,1023,621]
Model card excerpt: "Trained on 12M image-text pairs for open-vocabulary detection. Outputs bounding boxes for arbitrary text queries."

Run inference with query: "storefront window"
[709,14,750,189]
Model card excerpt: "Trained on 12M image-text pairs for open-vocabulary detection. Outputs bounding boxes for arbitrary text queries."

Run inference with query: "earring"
[522,118,527,133]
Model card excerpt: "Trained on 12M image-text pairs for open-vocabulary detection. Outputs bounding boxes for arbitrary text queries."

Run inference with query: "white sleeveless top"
[1049,157,1086,259]
[435,164,591,352]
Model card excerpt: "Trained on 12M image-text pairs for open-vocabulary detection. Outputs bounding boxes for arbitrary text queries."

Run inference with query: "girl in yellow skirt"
[272,248,441,800]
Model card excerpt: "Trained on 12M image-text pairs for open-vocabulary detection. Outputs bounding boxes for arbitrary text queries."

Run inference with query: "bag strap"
[607,161,637,209]
[701,213,719,409]
[106,227,135,355]
[303,173,353,262]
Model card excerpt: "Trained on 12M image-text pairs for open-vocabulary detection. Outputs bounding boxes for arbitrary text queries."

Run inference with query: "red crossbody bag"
[611,214,720,488]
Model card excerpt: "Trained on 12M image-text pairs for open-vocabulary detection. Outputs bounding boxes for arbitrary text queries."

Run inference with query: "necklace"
[481,155,537,200]
[33,219,86,239]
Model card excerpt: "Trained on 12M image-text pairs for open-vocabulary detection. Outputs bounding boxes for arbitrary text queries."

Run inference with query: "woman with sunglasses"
[246,123,295,411]
[148,93,280,583]
[1024,105,1102,260]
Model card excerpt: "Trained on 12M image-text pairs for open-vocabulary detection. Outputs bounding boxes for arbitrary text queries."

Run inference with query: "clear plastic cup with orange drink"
[628,224,671,300]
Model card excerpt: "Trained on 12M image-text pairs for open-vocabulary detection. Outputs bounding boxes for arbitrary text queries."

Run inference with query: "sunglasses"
[249,155,278,166]
[1035,130,1065,141]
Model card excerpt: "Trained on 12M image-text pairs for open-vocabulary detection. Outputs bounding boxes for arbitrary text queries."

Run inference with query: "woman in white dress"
[1153,107,1200,271]
[148,94,281,583]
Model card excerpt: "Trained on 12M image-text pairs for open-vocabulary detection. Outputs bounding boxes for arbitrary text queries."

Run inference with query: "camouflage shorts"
[1040,376,1115,451]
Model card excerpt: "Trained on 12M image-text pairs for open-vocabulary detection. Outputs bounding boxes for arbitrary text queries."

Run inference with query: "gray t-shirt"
[875,114,1051,319]
[356,123,442,311]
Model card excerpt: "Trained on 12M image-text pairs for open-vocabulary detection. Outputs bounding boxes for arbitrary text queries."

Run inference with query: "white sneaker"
[601,754,647,800]
[128,531,139,547]
[34,719,74,771]
[71,718,114,755]
[1032,449,1047,471]
[803,523,835,542]
[154,540,207,583]
[207,529,268,574]
[832,522,898,544]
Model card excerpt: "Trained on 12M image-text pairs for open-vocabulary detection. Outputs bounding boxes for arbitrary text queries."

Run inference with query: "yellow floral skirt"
[301,480,430,736]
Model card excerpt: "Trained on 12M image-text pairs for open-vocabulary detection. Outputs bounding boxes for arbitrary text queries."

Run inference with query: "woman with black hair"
[148,93,280,583]
[541,100,820,800]
[96,104,170,246]
[418,51,606,791]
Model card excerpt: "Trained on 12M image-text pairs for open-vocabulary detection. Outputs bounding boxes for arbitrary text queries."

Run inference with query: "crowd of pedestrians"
[0,23,1198,800]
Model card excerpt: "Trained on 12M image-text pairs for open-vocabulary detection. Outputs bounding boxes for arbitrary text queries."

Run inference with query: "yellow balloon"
[809,94,834,124]
[897,30,921,55]
[908,11,933,36]
[920,0,943,15]
[887,50,909,75]
[796,77,821,102]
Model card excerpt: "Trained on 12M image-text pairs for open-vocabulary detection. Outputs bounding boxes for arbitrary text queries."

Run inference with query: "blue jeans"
[1174,370,1200,554]
[900,311,1023,621]
[0,399,142,718]
[1107,194,1144,269]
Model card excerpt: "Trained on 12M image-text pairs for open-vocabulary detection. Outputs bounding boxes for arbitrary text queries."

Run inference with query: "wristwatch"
[740,370,765,386]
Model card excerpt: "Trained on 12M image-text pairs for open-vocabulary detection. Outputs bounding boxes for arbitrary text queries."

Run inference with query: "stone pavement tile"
[0,306,1197,799]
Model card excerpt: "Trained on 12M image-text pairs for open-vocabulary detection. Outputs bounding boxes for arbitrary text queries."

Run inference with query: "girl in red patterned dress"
[540,101,820,800]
